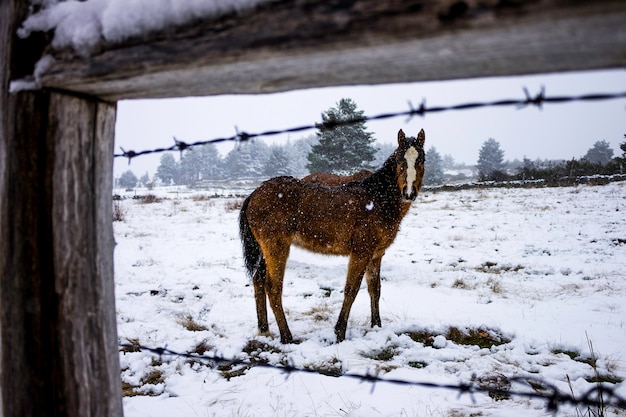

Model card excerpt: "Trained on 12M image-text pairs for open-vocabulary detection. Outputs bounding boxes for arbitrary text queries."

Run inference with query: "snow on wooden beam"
[36,0,626,101]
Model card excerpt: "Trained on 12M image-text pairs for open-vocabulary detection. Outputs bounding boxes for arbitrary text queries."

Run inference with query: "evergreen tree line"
[119,98,388,188]
[115,98,624,189]
[476,137,626,184]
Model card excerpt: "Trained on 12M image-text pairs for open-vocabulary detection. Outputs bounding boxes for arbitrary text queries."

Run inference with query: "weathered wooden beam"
[1,1,123,416]
[36,0,626,101]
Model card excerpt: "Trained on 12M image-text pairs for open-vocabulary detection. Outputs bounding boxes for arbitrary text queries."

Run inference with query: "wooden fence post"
[1,2,123,416]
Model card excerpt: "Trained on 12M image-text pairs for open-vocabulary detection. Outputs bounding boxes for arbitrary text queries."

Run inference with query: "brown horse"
[239,129,426,343]
[300,169,386,323]
[302,169,372,186]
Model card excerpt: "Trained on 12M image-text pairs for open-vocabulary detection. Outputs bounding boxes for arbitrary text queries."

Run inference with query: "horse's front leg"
[335,254,370,342]
[365,254,383,328]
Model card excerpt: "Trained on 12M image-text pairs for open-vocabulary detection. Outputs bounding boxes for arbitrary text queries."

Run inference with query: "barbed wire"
[119,342,626,413]
[114,87,626,164]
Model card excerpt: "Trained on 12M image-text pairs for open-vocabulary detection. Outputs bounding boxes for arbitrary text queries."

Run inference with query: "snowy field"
[114,181,626,417]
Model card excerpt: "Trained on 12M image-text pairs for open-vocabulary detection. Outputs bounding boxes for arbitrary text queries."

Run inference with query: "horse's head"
[395,129,425,201]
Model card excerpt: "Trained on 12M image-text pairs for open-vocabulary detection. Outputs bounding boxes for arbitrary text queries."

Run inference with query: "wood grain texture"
[1,2,122,415]
[36,0,626,100]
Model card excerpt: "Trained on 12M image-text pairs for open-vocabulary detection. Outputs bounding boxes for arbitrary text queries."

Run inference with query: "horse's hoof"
[258,329,271,338]
[334,330,346,343]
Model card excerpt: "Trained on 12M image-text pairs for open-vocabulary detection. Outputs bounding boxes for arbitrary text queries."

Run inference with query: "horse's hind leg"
[252,260,270,336]
[335,254,369,342]
[261,241,294,344]
[365,255,383,328]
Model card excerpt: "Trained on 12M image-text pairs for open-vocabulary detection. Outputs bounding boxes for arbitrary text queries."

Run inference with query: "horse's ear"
[417,129,425,147]
[397,129,406,145]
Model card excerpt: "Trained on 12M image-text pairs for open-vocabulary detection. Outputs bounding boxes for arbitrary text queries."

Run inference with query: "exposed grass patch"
[363,345,398,362]
[476,373,511,401]
[304,357,343,377]
[452,278,472,290]
[142,368,165,386]
[320,286,334,298]
[403,326,511,349]
[446,327,511,349]
[185,340,215,368]
[190,339,213,355]
[553,344,624,385]
[177,314,208,332]
[219,363,252,380]
[552,348,579,360]
[304,303,332,322]
[475,262,524,274]
[120,337,142,353]
[191,194,219,202]
[121,380,138,397]
[448,410,484,417]
[136,194,162,204]
[121,359,165,397]
[565,335,624,417]
[404,329,436,347]
[220,338,283,380]
[487,277,504,294]
[408,360,428,369]
[585,374,624,384]
[243,339,281,360]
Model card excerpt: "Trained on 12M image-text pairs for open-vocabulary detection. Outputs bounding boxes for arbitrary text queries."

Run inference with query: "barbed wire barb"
[119,147,137,165]
[173,136,190,159]
[520,85,546,110]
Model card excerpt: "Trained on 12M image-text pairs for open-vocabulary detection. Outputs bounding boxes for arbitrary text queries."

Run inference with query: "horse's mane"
[360,149,400,195]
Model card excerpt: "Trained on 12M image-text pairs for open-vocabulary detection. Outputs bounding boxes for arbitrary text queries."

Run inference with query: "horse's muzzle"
[402,186,418,201]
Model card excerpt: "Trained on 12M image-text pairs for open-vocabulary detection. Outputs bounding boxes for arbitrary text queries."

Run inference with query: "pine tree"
[264,146,291,177]
[584,140,613,165]
[118,170,138,188]
[286,135,316,177]
[424,146,445,185]
[306,98,377,174]
[197,143,224,180]
[224,140,268,179]
[139,172,151,186]
[373,143,396,169]
[477,138,505,181]
[178,149,198,184]
[155,153,179,185]
[178,144,224,184]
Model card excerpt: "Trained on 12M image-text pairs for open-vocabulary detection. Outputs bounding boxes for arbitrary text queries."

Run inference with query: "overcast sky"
[113,69,626,178]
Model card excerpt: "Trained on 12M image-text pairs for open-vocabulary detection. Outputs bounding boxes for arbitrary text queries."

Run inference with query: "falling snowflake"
[278,193,283,198]
[365,201,374,211]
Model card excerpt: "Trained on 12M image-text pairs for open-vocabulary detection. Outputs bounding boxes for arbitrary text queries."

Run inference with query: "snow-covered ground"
[114,182,626,417]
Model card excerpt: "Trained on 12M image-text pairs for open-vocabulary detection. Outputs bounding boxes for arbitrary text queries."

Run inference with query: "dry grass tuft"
[224,199,244,211]
[113,200,126,222]
[403,326,510,349]
[177,314,208,332]
[136,194,162,204]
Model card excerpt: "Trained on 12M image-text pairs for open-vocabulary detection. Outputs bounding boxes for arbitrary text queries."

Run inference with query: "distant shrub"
[136,194,162,204]
[113,200,125,222]
[224,199,244,211]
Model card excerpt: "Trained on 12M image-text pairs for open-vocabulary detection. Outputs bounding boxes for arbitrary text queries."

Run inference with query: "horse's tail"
[239,196,265,280]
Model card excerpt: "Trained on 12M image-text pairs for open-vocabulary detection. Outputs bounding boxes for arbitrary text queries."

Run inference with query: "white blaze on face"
[404,146,419,198]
